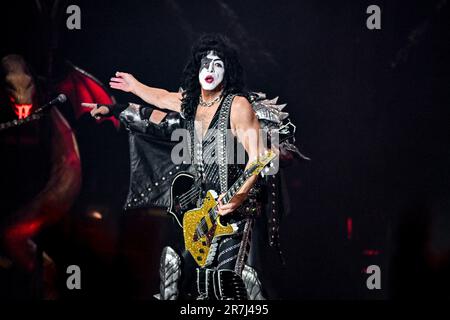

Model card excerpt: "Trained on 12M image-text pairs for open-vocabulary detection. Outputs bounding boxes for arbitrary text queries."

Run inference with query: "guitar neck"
[209,169,253,221]
[209,150,275,220]
[221,170,253,205]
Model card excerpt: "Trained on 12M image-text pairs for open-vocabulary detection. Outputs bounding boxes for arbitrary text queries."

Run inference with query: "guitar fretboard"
[208,168,255,222]
[221,171,252,205]
[207,151,275,222]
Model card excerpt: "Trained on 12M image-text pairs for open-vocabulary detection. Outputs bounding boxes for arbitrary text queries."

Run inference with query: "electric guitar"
[180,150,277,267]
[167,171,200,228]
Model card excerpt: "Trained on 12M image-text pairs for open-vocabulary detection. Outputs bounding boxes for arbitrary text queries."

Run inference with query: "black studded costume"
[184,93,258,300]
[108,91,307,300]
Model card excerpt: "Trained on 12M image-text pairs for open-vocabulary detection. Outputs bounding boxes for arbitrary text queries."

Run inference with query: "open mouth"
[205,75,214,83]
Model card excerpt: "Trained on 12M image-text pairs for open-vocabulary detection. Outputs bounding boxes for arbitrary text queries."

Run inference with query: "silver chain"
[199,94,221,107]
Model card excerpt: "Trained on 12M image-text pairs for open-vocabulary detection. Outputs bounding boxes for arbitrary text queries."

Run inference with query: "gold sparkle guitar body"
[182,150,277,267]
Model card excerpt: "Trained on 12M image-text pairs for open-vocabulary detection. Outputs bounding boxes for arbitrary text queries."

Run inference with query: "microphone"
[34,94,67,113]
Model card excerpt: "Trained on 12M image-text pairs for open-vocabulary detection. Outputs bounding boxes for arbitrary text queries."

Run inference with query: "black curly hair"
[180,33,245,120]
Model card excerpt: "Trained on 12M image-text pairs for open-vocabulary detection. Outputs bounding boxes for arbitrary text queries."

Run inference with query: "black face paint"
[199,51,224,72]
[200,56,214,72]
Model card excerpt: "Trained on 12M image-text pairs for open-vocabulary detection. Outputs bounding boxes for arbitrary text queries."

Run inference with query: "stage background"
[1,0,449,299]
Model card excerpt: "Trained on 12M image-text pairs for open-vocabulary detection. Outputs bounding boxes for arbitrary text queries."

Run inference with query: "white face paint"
[198,51,225,91]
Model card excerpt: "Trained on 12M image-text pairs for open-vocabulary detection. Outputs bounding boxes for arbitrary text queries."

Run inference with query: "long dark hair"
[180,33,245,120]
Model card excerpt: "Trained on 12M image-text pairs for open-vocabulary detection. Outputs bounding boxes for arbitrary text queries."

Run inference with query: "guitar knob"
[199,248,205,254]
[196,256,202,261]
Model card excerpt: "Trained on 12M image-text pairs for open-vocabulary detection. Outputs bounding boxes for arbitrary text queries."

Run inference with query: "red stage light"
[362,249,381,256]
[14,103,33,119]
[346,217,353,240]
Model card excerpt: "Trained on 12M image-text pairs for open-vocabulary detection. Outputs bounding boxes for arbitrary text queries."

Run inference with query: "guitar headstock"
[246,149,277,177]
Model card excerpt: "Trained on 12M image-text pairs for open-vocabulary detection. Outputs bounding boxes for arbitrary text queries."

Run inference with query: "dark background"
[1,0,449,299]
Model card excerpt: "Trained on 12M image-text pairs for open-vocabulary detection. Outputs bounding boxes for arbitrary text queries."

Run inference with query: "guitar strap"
[217,93,236,194]
[217,94,253,276]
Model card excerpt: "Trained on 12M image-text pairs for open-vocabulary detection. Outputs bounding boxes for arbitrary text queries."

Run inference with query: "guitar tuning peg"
[269,162,274,167]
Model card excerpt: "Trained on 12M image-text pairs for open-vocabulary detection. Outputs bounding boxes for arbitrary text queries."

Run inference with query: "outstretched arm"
[110,72,182,112]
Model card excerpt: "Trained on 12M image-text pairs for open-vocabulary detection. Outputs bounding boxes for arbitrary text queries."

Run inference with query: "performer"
[89,33,307,300]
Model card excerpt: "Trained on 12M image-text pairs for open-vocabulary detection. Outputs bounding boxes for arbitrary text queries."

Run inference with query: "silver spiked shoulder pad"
[248,92,289,127]
[247,91,310,162]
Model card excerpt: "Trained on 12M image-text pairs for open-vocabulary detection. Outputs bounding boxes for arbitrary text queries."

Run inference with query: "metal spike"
[279,111,289,120]
[267,97,279,104]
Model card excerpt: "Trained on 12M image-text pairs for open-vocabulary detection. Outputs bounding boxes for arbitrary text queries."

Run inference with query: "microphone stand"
[0,95,66,131]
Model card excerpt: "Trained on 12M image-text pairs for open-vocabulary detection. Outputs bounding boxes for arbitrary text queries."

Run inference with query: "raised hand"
[109,72,139,94]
